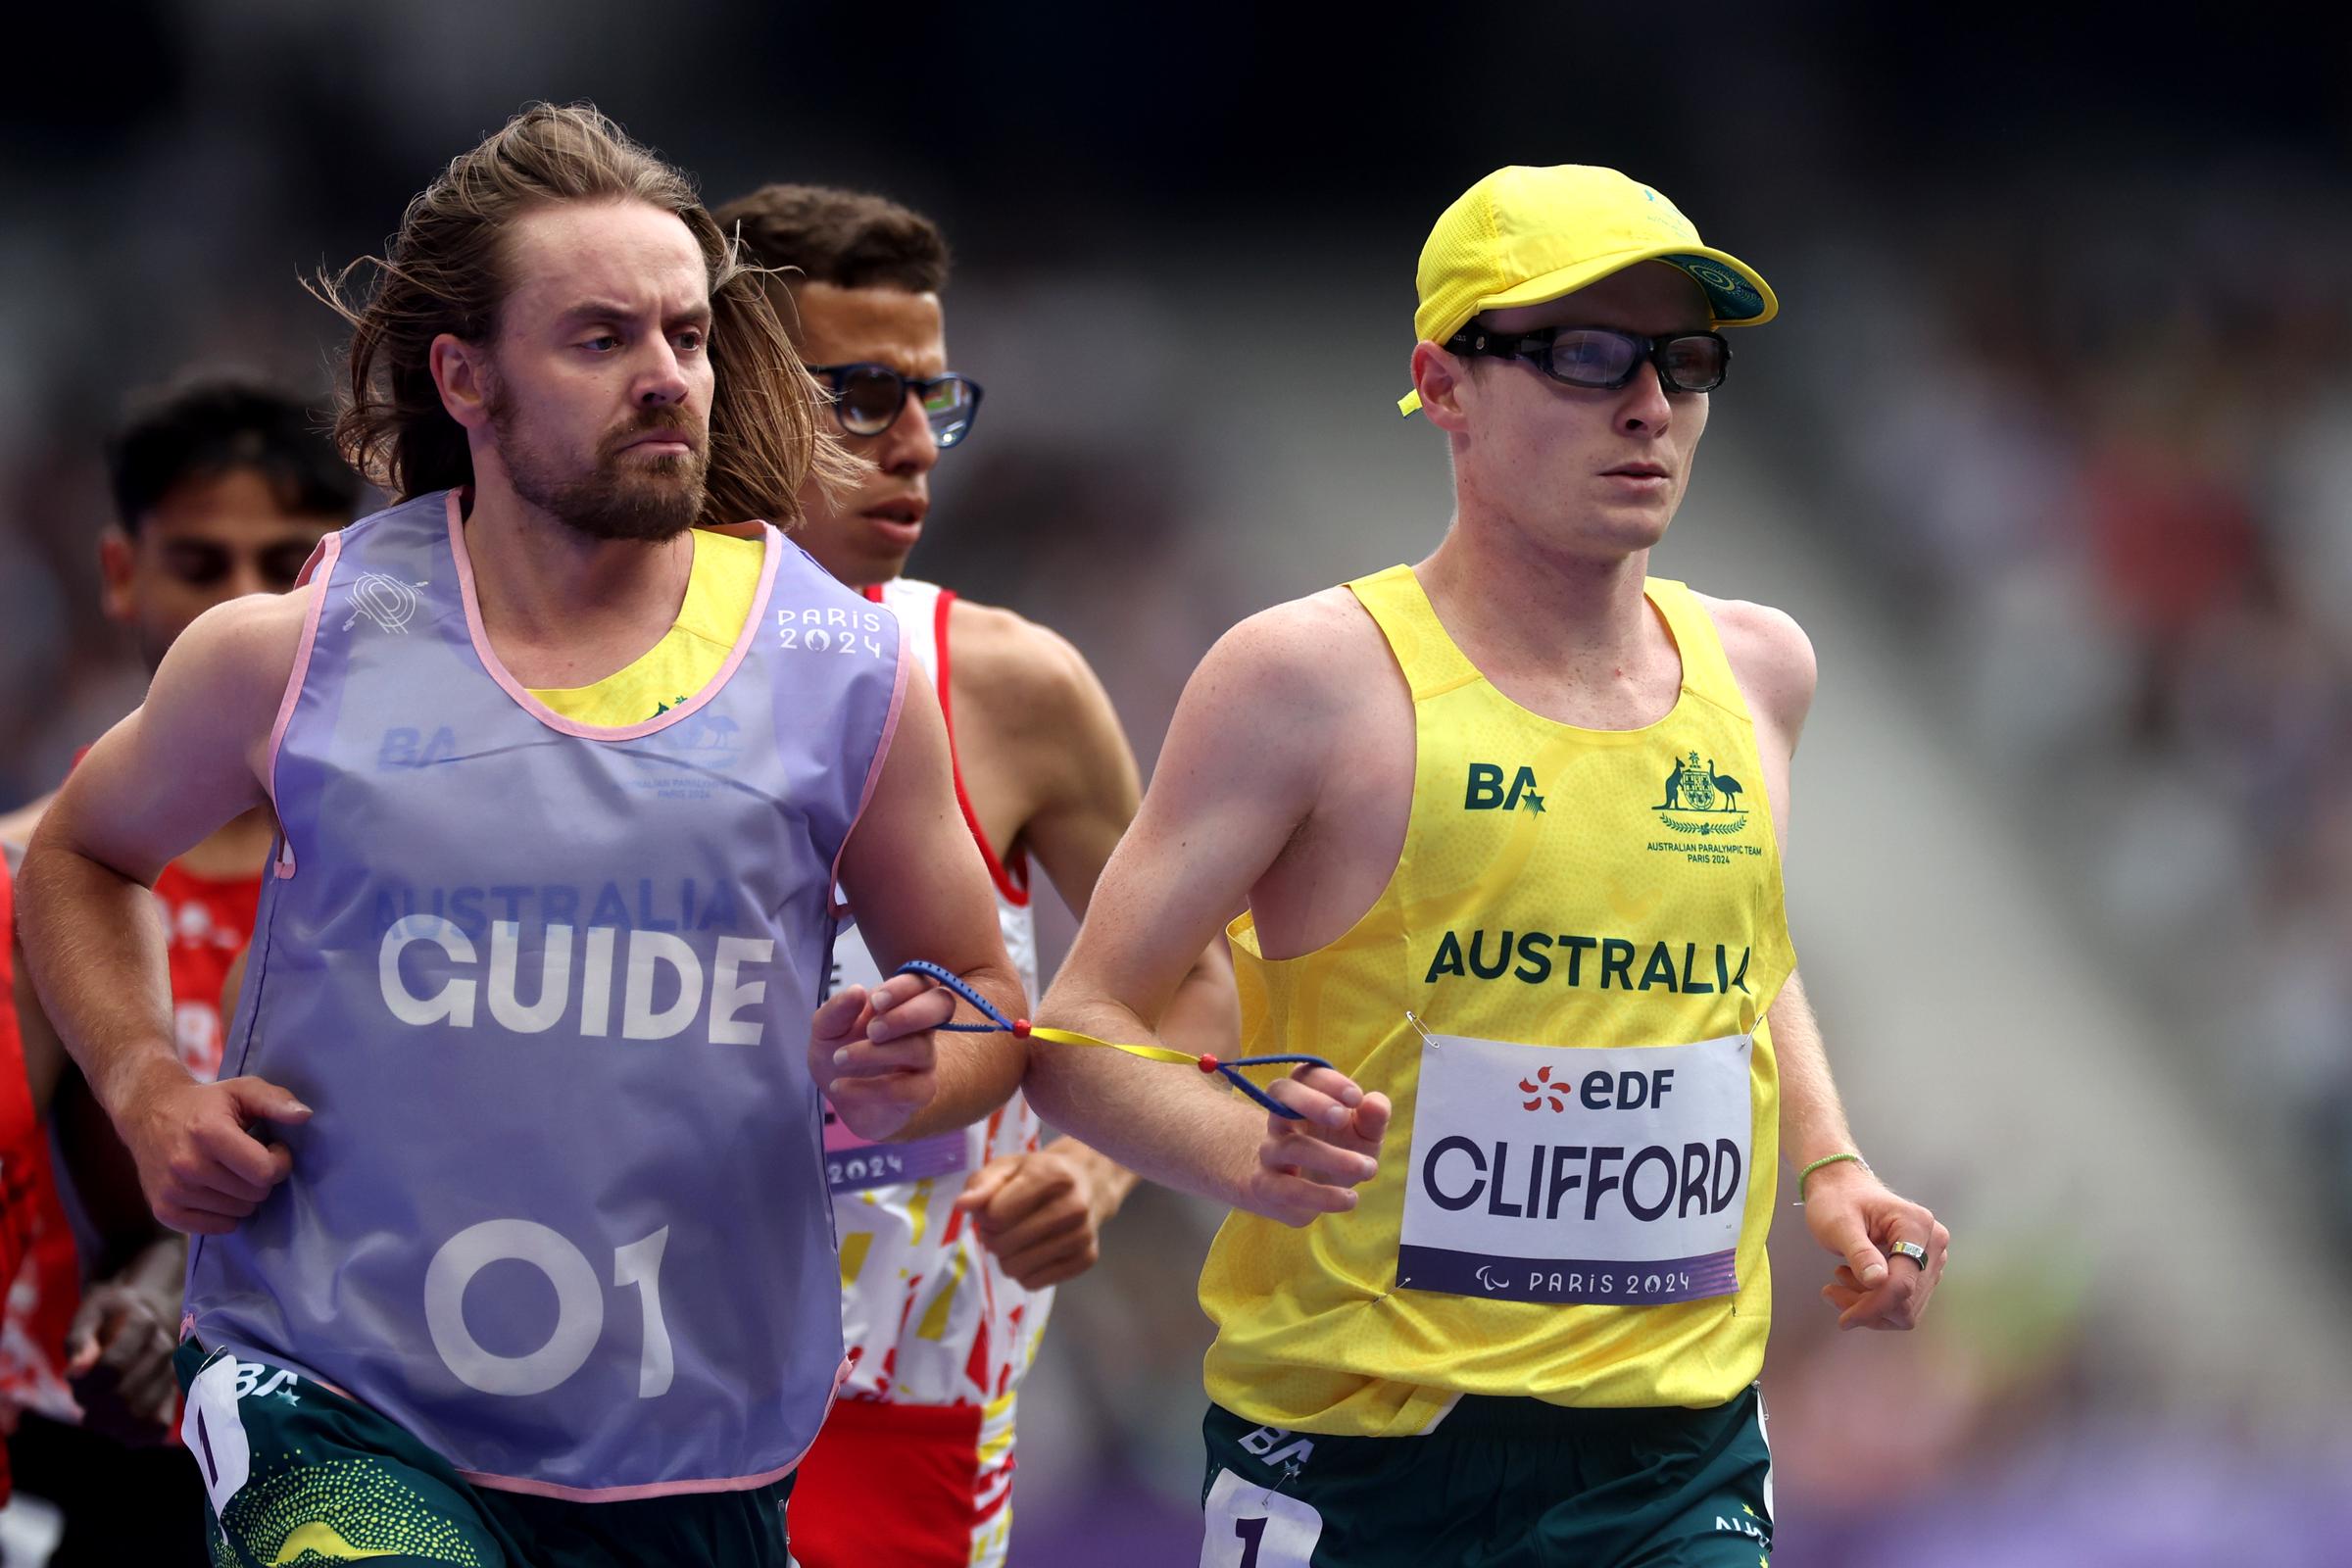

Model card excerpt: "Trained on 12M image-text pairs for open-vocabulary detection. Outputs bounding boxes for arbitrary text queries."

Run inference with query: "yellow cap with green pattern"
[1400,165,1777,416]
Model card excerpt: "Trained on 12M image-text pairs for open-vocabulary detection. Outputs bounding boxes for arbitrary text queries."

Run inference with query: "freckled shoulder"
[1175,585,1404,797]
[1212,586,1396,714]
[1692,592,1817,745]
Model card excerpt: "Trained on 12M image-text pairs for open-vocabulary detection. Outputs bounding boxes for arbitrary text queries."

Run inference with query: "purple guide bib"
[189,491,906,1497]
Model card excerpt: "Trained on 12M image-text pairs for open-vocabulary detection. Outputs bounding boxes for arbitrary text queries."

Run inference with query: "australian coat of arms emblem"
[1655,751,1748,835]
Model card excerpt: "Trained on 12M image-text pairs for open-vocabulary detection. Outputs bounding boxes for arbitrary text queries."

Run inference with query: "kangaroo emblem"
[1654,750,1747,831]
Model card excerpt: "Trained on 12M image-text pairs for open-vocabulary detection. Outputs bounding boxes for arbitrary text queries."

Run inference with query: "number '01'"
[423,1219,674,1398]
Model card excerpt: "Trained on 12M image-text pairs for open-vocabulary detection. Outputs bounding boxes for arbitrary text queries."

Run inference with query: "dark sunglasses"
[1445,324,1731,394]
[807,363,985,448]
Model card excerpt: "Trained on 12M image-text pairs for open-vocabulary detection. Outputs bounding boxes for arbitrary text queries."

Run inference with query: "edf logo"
[1465,762,1545,813]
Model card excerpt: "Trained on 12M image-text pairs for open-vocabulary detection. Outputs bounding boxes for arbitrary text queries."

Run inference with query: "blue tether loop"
[895,959,1014,1032]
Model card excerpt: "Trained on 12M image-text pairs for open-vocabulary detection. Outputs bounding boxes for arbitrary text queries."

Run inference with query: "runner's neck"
[457,484,696,689]
[1416,525,1679,719]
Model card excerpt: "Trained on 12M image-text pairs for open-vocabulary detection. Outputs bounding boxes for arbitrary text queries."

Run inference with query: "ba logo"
[1237,1426,1315,1471]
[1654,749,1747,838]
[344,573,424,633]
[1465,762,1545,814]
[377,726,458,770]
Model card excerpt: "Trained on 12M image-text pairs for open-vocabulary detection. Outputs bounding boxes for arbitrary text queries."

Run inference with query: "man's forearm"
[17,837,184,1123]
[1035,941,1233,1205]
[1769,971,1861,1171]
[1025,986,1260,1208]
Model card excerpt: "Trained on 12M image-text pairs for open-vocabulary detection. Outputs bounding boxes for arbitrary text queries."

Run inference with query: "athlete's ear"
[97,525,136,623]
[429,333,494,434]
[1409,341,1472,435]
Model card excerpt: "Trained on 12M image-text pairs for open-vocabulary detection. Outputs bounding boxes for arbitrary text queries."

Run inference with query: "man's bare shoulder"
[1106,588,1394,850]
[944,597,1099,733]
[17,591,308,834]
[31,587,313,877]
[1124,587,1373,752]
[1692,592,1818,741]
[139,587,318,765]
[1201,586,1389,706]
[1248,585,1390,650]
[180,587,314,675]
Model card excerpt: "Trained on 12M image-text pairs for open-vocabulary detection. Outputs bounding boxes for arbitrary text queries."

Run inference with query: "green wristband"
[1796,1152,1867,1204]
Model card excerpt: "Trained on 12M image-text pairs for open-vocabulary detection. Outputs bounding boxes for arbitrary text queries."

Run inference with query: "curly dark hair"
[107,375,359,534]
[711,184,951,329]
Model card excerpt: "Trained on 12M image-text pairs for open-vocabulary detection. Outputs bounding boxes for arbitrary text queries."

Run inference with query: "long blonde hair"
[310,102,858,528]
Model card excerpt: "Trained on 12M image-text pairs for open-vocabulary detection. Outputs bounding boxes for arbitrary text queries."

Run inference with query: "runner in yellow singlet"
[1033,167,1952,1566]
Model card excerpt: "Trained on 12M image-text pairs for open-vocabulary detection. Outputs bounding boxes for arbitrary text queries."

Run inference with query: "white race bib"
[1397,1030,1751,1305]
[1200,1467,1324,1567]
[181,1351,253,1516]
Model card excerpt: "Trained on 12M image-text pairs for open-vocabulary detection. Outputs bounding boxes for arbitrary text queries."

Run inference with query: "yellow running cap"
[1399,165,1777,416]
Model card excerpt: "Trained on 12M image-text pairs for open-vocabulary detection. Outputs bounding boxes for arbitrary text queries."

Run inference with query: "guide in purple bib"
[185,489,906,1498]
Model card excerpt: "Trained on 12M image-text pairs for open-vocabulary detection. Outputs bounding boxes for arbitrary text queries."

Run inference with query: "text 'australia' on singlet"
[822,580,1046,1491]
[1197,566,1795,1437]
[187,491,906,1497]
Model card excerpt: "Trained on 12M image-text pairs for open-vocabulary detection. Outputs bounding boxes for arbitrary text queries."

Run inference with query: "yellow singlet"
[527,529,764,725]
[1198,566,1795,1436]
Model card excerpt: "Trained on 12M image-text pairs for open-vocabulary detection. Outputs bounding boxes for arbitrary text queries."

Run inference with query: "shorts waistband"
[1430,1387,1756,1440]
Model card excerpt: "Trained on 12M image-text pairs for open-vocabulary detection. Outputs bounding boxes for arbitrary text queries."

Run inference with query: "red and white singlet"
[0,795,261,1429]
[794,578,1047,1568]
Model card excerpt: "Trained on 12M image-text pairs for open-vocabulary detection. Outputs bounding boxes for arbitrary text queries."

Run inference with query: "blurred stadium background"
[3,6,2347,1564]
